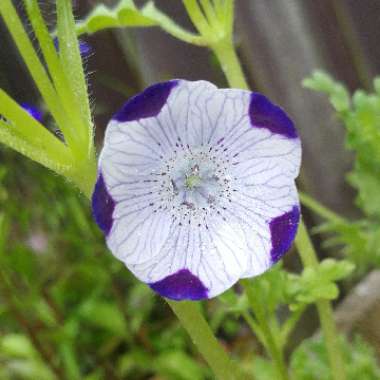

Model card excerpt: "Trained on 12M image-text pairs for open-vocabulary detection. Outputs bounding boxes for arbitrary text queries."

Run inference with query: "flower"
[20,103,43,122]
[92,80,301,301]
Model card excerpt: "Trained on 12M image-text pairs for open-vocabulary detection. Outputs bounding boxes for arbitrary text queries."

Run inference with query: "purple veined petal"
[149,269,209,301]
[112,80,179,122]
[93,79,302,300]
[92,172,115,236]
[270,205,300,263]
[20,103,43,122]
[249,93,298,138]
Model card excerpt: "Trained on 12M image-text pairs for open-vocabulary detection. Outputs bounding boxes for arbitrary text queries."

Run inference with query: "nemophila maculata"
[92,79,301,301]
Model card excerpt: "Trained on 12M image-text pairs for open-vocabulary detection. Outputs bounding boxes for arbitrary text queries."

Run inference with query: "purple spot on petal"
[249,93,297,138]
[113,80,179,122]
[149,269,209,301]
[92,173,115,236]
[21,103,43,122]
[270,206,300,264]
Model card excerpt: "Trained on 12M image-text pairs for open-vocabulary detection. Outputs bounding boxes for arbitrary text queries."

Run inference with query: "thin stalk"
[211,28,347,380]
[241,280,290,380]
[295,220,346,380]
[299,191,346,223]
[212,38,248,90]
[168,300,247,380]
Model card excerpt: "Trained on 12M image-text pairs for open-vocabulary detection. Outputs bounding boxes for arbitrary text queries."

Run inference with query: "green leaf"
[56,0,92,157]
[286,259,354,310]
[0,89,74,171]
[76,0,156,35]
[290,335,380,380]
[75,0,206,46]
[303,70,350,113]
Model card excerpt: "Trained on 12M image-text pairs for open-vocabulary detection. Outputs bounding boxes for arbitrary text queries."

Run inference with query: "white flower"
[92,80,301,300]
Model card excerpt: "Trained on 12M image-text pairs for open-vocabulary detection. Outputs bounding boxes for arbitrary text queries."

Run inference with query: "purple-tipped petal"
[21,103,43,122]
[112,80,178,122]
[92,173,115,236]
[149,269,209,301]
[249,93,297,138]
[270,206,300,263]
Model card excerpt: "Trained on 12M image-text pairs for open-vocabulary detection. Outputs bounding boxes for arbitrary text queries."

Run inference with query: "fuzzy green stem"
[211,29,347,380]
[295,220,346,380]
[242,280,290,380]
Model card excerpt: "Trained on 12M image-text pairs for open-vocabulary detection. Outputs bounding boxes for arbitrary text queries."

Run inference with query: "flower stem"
[299,191,346,223]
[241,280,290,380]
[211,30,347,380]
[295,220,346,380]
[212,38,249,90]
[168,300,247,380]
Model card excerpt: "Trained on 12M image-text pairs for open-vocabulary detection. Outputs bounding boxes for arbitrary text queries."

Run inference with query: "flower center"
[157,145,234,222]
[185,172,202,190]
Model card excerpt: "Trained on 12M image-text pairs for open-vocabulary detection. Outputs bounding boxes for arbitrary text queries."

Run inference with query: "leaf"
[286,259,354,310]
[75,0,206,46]
[75,0,156,35]
[303,70,350,113]
[290,335,380,380]
[56,0,92,154]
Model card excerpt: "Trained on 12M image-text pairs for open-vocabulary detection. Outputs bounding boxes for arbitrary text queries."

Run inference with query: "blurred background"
[1,1,380,379]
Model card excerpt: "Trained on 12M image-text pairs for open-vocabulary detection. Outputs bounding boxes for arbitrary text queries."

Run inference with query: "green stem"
[299,191,346,223]
[168,300,246,380]
[212,38,248,90]
[211,30,347,380]
[242,280,290,380]
[295,220,346,380]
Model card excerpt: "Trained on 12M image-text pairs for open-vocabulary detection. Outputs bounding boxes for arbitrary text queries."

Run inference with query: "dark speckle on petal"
[249,93,297,138]
[113,80,179,122]
[92,173,115,236]
[270,206,300,263]
[149,269,209,300]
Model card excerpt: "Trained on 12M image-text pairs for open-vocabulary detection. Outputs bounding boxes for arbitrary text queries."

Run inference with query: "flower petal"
[149,269,208,301]
[92,172,115,236]
[93,80,302,300]
[249,93,298,138]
